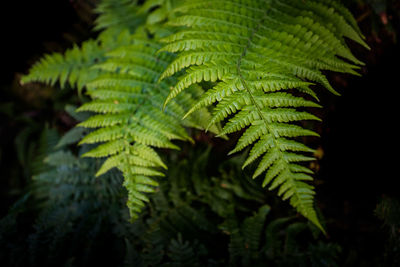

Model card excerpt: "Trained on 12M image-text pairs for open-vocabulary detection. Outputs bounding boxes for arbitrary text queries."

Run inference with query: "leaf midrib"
[235,11,312,217]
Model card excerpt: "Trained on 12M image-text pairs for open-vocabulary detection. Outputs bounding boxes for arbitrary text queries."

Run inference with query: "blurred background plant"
[0,122,341,266]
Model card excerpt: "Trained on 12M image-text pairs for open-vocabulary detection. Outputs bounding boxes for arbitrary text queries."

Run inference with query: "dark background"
[1,0,96,213]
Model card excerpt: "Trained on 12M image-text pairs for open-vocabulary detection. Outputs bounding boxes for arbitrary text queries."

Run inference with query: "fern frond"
[21,40,106,92]
[161,0,367,230]
[77,36,216,219]
[20,28,135,94]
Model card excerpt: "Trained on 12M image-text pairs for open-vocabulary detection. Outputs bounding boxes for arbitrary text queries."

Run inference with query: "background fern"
[0,136,341,267]
[0,132,131,266]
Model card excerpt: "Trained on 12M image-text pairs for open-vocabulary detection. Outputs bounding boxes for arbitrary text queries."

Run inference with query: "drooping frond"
[160,0,368,230]
[77,35,216,219]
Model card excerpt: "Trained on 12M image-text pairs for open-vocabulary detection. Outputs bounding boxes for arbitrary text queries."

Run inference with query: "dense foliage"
[21,0,367,230]
[0,121,340,266]
[3,0,399,266]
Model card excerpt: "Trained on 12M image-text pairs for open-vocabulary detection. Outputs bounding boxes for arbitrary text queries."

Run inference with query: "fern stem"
[235,11,322,231]
[236,13,283,159]
[236,15,274,145]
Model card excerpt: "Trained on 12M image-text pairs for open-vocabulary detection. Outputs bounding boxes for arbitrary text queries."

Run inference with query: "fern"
[30,149,128,266]
[21,0,368,228]
[167,234,200,267]
[94,0,145,33]
[34,149,124,207]
[0,139,341,266]
[20,0,142,93]
[228,205,271,265]
[21,0,214,220]
[160,0,368,230]
[22,27,217,220]
[21,39,107,92]
[77,30,220,218]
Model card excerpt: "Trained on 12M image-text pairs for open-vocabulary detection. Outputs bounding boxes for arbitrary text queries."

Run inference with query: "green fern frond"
[160,0,367,231]
[21,40,106,92]
[22,21,217,219]
[20,28,135,93]
[77,36,216,219]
